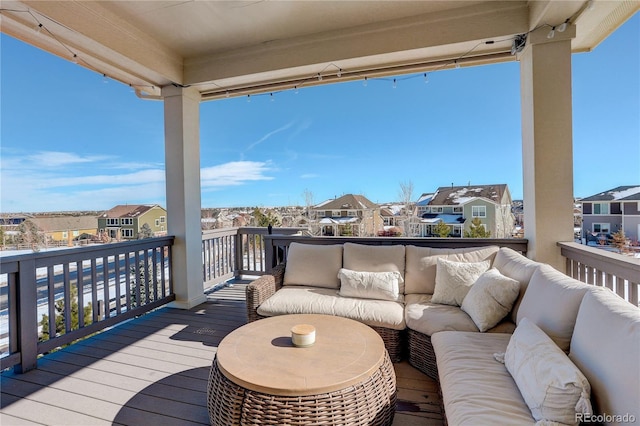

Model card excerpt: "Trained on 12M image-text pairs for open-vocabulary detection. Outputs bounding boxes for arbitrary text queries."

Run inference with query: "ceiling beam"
[185,2,529,86]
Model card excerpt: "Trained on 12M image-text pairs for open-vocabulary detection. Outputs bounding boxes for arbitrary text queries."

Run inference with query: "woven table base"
[207,351,397,426]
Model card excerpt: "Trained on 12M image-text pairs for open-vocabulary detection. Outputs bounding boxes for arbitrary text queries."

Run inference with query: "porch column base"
[169,294,208,310]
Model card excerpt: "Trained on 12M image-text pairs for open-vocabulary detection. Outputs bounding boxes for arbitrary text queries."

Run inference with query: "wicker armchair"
[246,263,405,362]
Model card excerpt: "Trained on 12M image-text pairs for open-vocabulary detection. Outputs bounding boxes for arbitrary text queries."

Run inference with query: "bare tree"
[303,189,320,236]
[398,181,415,237]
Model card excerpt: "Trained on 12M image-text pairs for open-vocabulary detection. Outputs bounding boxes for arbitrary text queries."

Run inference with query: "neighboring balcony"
[1,228,638,424]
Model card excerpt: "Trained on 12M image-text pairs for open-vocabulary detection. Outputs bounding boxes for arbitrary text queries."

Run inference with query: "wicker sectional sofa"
[246,241,640,425]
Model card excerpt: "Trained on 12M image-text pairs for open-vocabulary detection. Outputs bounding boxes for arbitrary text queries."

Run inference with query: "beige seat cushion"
[404,245,499,294]
[257,286,406,330]
[492,247,541,322]
[431,331,535,425]
[569,288,640,423]
[405,294,515,336]
[516,264,589,352]
[283,243,343,289]
[343,243,406,293]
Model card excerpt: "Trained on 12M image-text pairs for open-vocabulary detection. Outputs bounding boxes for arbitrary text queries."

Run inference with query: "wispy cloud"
[1,149,276,211]
[201,161,274,189]
[246,122,294,152]
[26,151,112,167]
[300,173,319,179]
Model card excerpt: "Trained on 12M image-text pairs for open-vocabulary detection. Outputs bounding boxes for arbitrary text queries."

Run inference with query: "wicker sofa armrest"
[246,263,286,322]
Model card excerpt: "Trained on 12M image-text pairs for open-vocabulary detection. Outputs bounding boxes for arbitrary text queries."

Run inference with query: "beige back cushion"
[343,243,406,293]
[492,247,541,322]
[283,242,343,288]
[404,245,499,294]
[569,288,640,423]
[516,264,589,352]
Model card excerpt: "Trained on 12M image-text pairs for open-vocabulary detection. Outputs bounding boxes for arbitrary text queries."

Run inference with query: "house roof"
[580,186,640,202]
[28,216,97,232]
[101,204,164,218]
[416,193,434,206]
[429,185,508,206]
[314,194,378,211]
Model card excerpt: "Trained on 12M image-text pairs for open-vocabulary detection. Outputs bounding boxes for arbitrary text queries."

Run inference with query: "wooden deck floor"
[1,282,443,425]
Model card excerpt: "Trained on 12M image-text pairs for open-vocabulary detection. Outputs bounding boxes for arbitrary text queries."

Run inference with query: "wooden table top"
[216,314,386,396]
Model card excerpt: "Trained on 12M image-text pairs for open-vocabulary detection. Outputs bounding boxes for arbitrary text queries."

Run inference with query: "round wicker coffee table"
[207,314,396,425]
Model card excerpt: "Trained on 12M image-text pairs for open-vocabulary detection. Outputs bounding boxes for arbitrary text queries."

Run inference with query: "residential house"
[309,194,382,237]
[98,205,167,241]
[580,185,640,243]
[26,216,98,245]
[410,184,515,238]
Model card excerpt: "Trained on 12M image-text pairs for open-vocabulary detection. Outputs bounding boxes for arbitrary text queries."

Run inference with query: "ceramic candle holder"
[291,324,316,347]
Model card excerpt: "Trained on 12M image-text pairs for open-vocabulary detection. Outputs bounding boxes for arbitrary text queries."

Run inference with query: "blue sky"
[1,14,638,213]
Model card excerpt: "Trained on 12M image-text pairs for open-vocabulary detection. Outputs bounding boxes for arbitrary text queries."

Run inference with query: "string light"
[247,94,251,103]
[423,73,428,84]
[363,77,368,87]
[547,27,556,39]
[72,54,78,64]
[337,68,342,78]
[102,73,108,83]
[35,22,43,33]
[392,78,397,89]
[270,93,274,101]
[317,73,323,81]
[294,85,299,94]
[454,60,460,69]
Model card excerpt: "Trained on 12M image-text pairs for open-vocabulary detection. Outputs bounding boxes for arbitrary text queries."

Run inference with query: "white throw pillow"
[431,258,490,306]
[461,268,520,332]
[496,318,593,425]
[338,268,404,302]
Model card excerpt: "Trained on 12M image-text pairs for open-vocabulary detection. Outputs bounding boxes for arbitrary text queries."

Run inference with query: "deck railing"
[558,242,640,306]
[0,236,175,373]
[202,227,306,286]
[263,235,529,272]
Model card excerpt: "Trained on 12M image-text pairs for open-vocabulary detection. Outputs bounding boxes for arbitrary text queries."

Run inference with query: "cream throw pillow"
[431,258,490,306]
[283,243,343,288]
[338,268,404,302]
[461,268,520,332]
[495,318,593,425]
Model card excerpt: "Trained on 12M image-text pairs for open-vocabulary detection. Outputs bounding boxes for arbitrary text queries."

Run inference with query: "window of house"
[161,226,165,231]
[431,207,443,213]
[62,231,68,238]
[472,205,487,218]
[160,216,166,223]
[593,223,610,233]
[593,203,609,214]
[73,230,79,237]
[106,218,119,225]
[347,211,357,217]
[332,210,341,216]
[155,219,160,226]
[453,207,463,213]
[121,218,133,225]
[122,229,134,238]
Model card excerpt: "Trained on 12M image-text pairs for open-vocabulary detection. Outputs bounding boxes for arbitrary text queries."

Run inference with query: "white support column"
[520,25,576,270]
[162,85,206,309]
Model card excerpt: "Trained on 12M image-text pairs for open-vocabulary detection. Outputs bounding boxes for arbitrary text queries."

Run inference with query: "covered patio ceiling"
[1,1,637,100]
